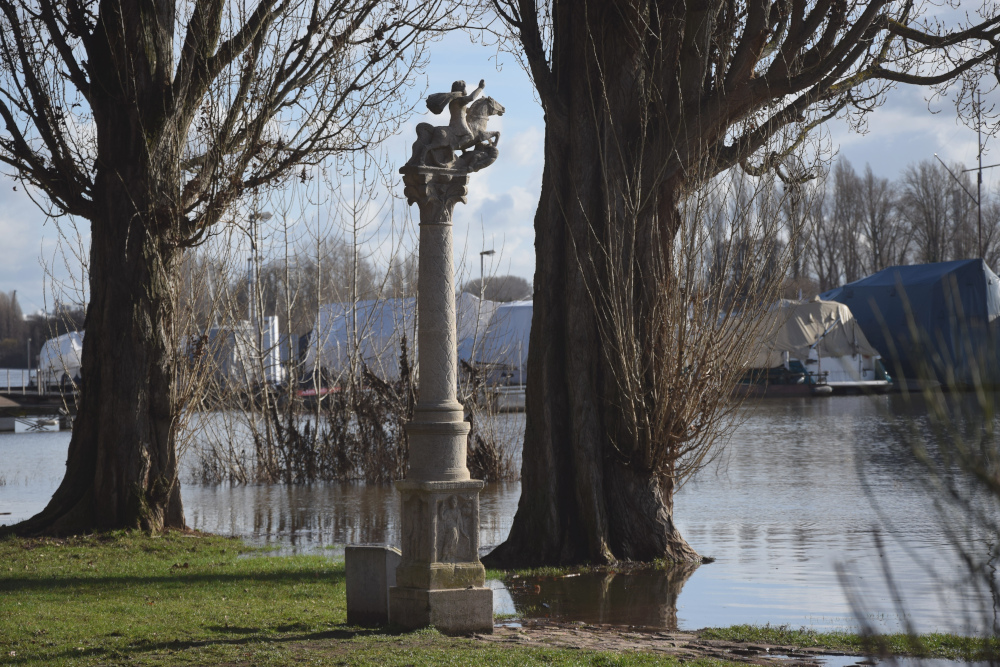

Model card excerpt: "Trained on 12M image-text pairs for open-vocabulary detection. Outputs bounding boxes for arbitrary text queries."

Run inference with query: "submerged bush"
[193,338,520,484]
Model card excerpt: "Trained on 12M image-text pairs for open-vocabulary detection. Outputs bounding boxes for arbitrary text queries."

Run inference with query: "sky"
[0,24,996,316]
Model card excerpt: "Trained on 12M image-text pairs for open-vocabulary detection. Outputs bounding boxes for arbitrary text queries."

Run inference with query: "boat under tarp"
[741,297,890,395]
[820,259,1000,388]
[304,293,497,381]
[461,299,531,385]
[37,331,83,388]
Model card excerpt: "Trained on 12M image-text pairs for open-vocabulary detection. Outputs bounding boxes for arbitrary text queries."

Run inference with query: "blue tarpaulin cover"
[820,259,1000,386]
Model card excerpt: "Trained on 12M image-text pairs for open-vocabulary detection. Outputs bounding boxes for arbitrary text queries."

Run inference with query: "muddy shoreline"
[479,620,875,665]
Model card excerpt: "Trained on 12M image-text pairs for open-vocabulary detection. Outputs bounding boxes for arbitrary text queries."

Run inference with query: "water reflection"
[183,481,519,557]
[508,563,699,629]
[673,395,995,634]
[1,395,997,633]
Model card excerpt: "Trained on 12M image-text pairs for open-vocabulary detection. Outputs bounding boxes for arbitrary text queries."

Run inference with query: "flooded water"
[1,395,997,634]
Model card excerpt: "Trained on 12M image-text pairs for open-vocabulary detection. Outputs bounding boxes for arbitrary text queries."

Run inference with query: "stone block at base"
[389,586,493,635]
[346,545,402,626]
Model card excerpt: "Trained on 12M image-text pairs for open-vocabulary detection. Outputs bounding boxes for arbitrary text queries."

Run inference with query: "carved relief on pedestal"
[401,493,427,560]
[436,494,475,563]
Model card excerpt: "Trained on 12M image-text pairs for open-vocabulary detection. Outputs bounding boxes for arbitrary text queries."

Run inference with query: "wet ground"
[2,394,997,634]
[479,621,994,667]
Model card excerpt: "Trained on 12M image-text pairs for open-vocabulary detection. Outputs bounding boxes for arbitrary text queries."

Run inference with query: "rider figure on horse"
[425,79,486,152]
[406,78,500,170]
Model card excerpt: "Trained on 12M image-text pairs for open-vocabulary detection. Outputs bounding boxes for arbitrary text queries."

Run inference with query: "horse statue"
[407,90,505,172]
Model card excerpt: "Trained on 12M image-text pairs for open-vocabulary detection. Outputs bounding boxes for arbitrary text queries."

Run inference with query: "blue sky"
[0,28,996,315]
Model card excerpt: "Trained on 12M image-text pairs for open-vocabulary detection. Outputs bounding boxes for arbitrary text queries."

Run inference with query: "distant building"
[202,316,284,386]
[304,294,531,384]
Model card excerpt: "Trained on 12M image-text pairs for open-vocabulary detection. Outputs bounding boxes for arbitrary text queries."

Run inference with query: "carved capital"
[400,166,471,224]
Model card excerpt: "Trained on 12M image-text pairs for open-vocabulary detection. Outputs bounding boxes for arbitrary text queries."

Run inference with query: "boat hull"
[733,382,831,398]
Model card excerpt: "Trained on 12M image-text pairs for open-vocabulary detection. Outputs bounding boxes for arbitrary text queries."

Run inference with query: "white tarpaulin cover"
[305,293,499,380]
[752,297,880,368]
[464,300,532,371]
[38,331,84,378]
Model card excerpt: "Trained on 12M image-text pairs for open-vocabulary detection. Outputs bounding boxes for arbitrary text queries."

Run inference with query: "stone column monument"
[388,79,504,635]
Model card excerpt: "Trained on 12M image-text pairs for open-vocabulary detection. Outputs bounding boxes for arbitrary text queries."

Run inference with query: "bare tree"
[387,252,419,299]
[0,0,460,536]
[830,160,864,283]
[820,158,910,283]
[901,160,959,264]
[0,290,24,341]
[485,0,1000,566]
[0,290,25,365]
[807,174,847,292]
[779,181,812,293]
[983,190,1000,269]
[945,168,979,261]
[858,164,909,273]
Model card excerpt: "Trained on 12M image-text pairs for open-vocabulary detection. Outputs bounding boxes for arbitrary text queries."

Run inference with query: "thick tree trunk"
[6,160,185,535]
[484,117,699,567]
[0,0,185,536]
[484,1,703,567]
[5,198,184,534]
[9,221,185,535]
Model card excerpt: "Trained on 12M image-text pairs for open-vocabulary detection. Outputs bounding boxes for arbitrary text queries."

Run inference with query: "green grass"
[701,624,1000,661]
[5,534,992,665]
[0,532,721,666]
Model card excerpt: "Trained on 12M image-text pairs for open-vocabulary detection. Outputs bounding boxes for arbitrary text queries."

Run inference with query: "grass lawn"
[3,532,995,666]
[700,624,1000,662]
[0,532,724,666]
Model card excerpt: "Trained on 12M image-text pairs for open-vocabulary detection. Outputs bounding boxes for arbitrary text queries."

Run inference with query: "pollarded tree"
[0,0,459,535]
[484,0,1000,566]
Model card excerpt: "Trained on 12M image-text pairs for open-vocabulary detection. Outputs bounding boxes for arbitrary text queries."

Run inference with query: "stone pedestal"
[388,165,493,635]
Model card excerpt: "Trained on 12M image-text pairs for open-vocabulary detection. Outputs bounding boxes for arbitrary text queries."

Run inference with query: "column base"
[395,560,484,589]
[389,586,493,635]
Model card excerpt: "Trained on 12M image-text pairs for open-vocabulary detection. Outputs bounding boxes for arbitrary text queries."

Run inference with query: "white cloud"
[829,85,1000,191]
[452,181,538,285]
[505,126,544,167]
[0,184,63,310]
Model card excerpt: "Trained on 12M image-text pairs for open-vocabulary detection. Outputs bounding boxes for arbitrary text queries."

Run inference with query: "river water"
[1,394,996,634]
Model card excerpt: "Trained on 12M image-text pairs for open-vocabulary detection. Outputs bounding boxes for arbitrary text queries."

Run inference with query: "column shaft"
[415,221,461,415]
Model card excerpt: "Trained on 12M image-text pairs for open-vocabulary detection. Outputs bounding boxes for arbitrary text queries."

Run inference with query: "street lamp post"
[479,249,494,301]
[247,211,272,383]
[935,153,999,260]
[247,211,273,324]
[933,92,998,260]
